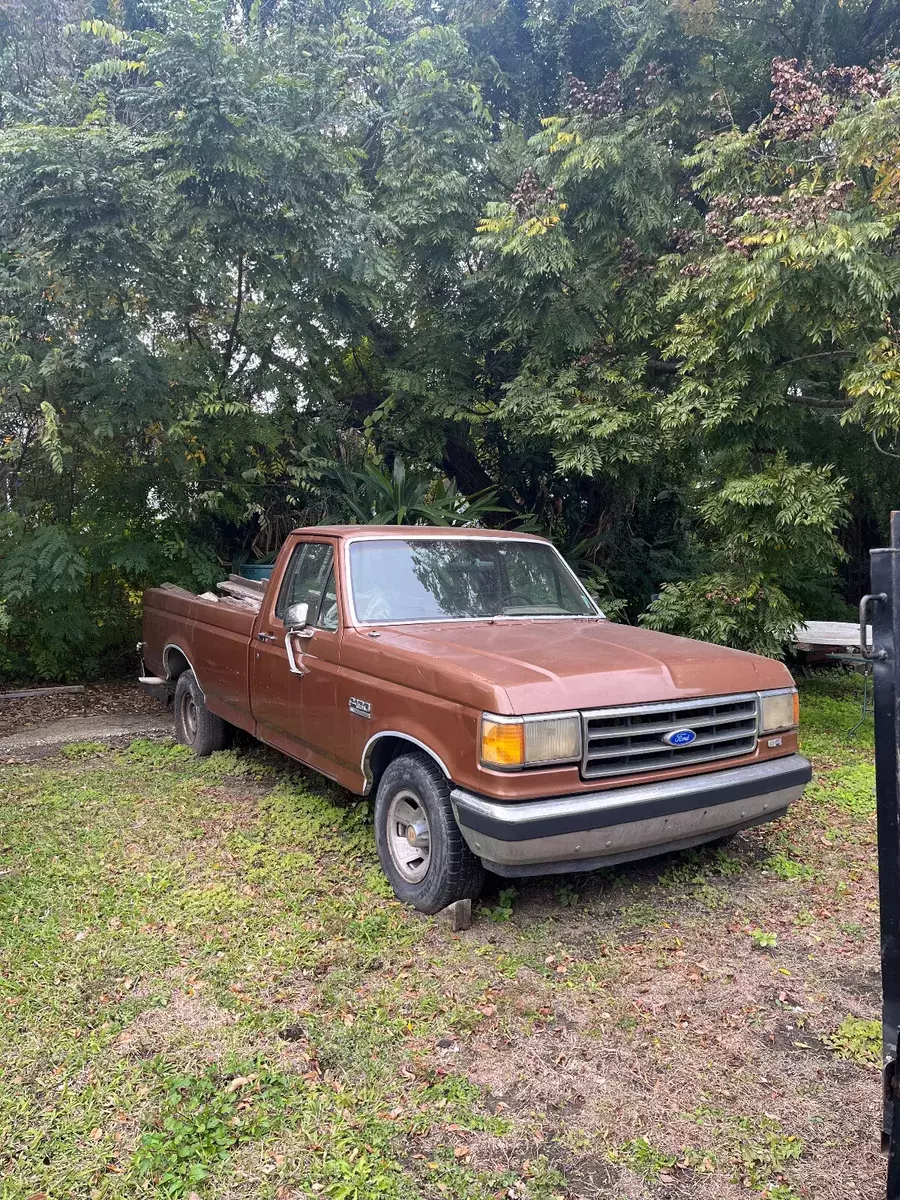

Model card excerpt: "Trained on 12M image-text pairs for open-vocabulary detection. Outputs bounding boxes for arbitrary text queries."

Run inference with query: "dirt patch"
[116,986,238,1062]
[119,973,317,1075]
[0,713,174,762]
[0,678,162,737]
[838,966,882,1004]
[451,846,886,1200]
[761,1016,832,1057]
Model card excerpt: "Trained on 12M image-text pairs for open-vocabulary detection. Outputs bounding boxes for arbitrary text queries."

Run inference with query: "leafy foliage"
[2,0,900,675]
[134,1061,291,1195]
[323,458,503,527]
[824,1015,881,1066]
[642,574,799,658]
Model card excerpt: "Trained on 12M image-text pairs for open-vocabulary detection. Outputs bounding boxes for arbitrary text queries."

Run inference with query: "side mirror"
[284,601,309,631]
[284,602,311,676]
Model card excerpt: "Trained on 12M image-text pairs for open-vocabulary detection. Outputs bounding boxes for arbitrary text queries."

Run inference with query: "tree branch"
[222,254,244,378]
[787,395,853,410]
[268,350,307,380]
[776,350,854,369]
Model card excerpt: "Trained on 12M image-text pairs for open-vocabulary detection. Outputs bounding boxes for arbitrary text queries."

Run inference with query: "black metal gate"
[863,512,900,1197]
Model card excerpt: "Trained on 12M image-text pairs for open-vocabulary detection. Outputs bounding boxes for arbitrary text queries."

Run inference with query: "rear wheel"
[374,752,484,914]
[173,670,229,757]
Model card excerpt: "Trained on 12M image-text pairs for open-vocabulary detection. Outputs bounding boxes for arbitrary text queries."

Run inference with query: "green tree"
[2,0,900,675]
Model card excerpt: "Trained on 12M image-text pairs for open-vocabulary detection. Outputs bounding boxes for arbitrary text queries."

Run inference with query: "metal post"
[871,512,900,1197]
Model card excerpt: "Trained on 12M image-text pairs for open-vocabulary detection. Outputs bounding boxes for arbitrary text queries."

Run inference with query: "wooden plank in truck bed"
[793,620,868,651]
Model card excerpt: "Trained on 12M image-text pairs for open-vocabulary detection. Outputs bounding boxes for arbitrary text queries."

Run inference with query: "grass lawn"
[0,673,884,1199]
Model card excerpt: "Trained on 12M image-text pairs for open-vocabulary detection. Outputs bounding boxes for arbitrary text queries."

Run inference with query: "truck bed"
[142,582,259,732]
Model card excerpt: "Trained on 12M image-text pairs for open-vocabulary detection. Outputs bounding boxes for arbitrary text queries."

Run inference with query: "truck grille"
[580,693,759,780]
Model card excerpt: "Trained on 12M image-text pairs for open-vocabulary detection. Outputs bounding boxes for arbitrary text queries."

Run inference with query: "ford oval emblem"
[663,728,697,747]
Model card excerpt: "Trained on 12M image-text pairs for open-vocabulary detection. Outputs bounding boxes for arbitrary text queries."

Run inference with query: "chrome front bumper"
[451,754,811,877]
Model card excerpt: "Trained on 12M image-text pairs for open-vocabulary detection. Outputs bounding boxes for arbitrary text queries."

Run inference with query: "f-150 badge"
[349,697,372,719]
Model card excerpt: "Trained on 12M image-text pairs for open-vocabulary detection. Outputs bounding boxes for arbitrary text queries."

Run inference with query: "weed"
[60,740,110,758]
[824,1016,881,1067]
[117,738,196,770]
[555,882,580,907]
[420,1073,511,1134]
[838,921,866,940]
[808,760,875,818]
[615,900,658,928]
[486,886,517,923]
[711,848,744,876]
[750,928,778,950]
[658,850,708,890]
[766,852,815,881]
[733,1117,803,1192]
[685,1107,803,1195]
[132,1059,291,1194]
[608,1136,677,1179]
[694,881,728,909]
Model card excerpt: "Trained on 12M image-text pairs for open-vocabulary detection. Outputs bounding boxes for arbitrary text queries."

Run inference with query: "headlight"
[759,688,799,733]
[481,712,581,769]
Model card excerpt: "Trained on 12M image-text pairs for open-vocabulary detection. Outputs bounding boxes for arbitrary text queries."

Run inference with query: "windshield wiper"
[494,606,568,617]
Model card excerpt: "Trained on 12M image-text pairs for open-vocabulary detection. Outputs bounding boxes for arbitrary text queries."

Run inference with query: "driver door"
[251,539,341,763]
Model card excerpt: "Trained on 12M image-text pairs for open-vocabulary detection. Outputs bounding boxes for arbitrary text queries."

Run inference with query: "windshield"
[348,538,601,624]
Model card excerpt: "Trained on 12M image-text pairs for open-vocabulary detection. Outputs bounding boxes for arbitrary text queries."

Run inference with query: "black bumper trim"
[481,809,787,877]
[451,755,811,843]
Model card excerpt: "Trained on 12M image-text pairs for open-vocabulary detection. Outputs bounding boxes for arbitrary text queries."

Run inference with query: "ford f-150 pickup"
[139,526,811,913]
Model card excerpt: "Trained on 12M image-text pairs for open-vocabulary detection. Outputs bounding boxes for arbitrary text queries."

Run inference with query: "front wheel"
[173,670,229,756]
[374,752,484,914]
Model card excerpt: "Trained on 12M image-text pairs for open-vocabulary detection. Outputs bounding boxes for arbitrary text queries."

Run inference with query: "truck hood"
[371,618,792,713]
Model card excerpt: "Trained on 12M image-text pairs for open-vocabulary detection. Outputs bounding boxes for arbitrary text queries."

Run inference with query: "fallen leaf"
[454,1145,470,1158]
[225,1073,258,1093]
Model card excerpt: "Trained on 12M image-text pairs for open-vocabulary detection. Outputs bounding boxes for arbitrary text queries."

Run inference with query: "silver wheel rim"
[386,789,431,883]
[181,691,198,742]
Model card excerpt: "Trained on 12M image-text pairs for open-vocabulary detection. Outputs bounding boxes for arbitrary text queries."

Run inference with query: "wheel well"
[164,646,191,683]
[364,735,448,793]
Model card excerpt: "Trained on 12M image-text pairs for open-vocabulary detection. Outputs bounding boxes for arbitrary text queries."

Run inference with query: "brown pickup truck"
[140,526,810,912]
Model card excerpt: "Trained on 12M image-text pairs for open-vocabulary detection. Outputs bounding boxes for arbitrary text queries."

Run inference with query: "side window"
[316,567,339,631]
[275,543,335,624]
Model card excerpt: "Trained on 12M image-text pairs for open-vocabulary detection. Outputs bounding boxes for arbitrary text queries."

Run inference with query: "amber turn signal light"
[759,688,799,733]
[480,716,525,768]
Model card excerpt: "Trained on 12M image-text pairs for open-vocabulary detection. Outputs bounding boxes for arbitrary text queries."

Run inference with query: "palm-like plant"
[324,458,502,526]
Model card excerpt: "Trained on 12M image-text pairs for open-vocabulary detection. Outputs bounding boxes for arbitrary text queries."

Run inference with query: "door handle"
[257,631,276,642]
[860,593,887,660]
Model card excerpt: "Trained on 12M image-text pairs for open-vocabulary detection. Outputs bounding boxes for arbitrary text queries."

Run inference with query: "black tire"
[374,752,484,915]
[173,670,229,757]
